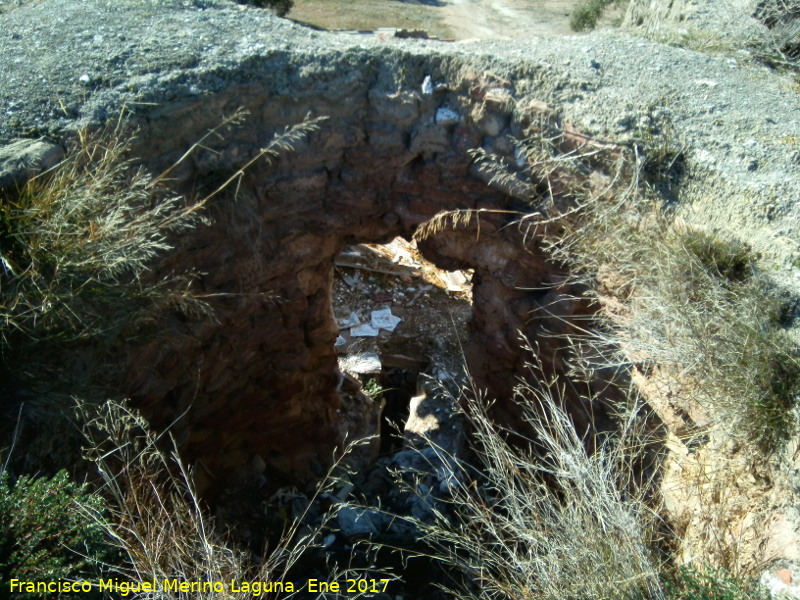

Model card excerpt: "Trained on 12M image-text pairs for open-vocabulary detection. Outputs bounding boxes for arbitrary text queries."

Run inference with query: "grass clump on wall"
[0,110,331,596]
[0,120,210,353]
[543,147,800,454]
[459,125,799,455]
[0,109,322,468]
[0,114,219,472]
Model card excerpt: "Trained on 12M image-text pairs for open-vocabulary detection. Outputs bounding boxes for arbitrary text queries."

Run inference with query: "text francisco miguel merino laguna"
[9,577,391,597]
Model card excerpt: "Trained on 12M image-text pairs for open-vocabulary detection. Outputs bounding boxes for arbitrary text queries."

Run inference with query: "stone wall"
[0,1,628,501]
[115,67,604,498]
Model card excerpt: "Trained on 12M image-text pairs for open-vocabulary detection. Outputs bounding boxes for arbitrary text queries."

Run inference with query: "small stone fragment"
[435,107,461,126]
[337,506,382,539]
[421,75,433,95]
[339,352,381,374]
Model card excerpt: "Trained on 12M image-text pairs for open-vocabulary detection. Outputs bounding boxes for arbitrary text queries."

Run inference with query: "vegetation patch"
[401,367,664,600]
[0,470,114,599]
[570,0,625,32]
[547,156,798,454]
[664,565,771,600]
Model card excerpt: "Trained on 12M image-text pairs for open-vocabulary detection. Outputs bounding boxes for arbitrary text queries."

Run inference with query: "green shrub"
[570,0,622,31]
[681,230,755,284]
[740,342,800,453]
[0,470,114,599]
[664,565,770,600]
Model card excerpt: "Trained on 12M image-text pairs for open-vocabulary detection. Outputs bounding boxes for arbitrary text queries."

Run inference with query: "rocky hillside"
[1,0,800,593]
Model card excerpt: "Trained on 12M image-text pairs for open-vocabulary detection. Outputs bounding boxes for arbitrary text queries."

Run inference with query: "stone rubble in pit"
[333,237,472,381]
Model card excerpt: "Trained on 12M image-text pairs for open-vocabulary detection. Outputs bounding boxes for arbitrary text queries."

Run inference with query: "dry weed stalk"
[393,356,665,600]
[77,399,337,599]
[449,123,799,583]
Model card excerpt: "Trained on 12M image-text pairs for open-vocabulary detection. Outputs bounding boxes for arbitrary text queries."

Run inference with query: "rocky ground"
[1,0,797,280]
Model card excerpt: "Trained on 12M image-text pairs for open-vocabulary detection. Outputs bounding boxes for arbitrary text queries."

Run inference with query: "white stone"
[514,146,527,167]
[760,570,800,600]
[421,75,434,95]
[339,352,381,374]
[435,107,461,126]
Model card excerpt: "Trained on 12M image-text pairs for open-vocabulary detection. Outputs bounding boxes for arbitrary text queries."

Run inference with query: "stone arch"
[121,67,600,499]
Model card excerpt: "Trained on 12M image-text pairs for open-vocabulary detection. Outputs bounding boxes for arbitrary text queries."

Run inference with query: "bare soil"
[289,0,582,40]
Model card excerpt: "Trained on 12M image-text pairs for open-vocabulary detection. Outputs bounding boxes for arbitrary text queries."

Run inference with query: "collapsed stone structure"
[119,61,605,496]
[0,1,610,497]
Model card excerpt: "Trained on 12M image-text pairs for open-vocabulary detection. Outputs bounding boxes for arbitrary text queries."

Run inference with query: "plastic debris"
[338,312,360,328]
[371,308,402,332]
[351,323,379,337]
[335,335,347,348]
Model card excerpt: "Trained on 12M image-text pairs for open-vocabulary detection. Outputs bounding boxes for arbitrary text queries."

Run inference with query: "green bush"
[664,565,770,600]
[681,230,755,284]
[0,470,114,599]
[570,0,621,31]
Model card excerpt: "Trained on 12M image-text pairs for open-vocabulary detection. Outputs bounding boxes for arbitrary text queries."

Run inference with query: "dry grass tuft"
[77,399,326,599]
[0,107,326,484]
[477,126,800,456]
[383,355,666,600]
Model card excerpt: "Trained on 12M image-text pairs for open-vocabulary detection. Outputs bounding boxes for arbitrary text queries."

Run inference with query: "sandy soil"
[289,0,582,40]
[441,0,576,40]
